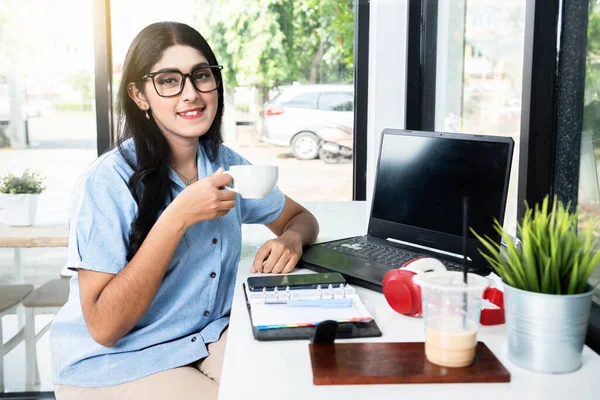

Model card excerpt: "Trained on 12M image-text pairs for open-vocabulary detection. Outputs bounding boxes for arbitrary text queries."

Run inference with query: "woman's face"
[132,45,219,141]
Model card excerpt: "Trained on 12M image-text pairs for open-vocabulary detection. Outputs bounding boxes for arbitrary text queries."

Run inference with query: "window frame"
[92,0,113,155]
[404,0,596,354]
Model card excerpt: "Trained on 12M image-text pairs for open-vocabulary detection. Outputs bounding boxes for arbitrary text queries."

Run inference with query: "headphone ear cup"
[382,269,422,316]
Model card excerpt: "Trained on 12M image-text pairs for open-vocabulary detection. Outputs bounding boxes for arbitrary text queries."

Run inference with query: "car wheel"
[291,132,320,160]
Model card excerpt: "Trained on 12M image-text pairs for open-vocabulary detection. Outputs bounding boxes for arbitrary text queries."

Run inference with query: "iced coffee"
[414,271,489,368]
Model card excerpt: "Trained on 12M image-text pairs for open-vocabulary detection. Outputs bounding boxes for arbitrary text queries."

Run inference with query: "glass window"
[578,0,600,307]
[0,0,97,392]
[318,92,354,111]
[110,0,356,201]
[434,0,526,235]
[200,1,355,200]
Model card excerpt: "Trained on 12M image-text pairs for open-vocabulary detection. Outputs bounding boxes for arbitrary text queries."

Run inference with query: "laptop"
[299,128,514,292]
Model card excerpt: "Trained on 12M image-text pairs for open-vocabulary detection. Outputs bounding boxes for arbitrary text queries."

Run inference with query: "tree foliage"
[585,1,600,146]
[66,69,93,105]
[589,0,600,57]
[196,0,354,96]
[585,1,600,105]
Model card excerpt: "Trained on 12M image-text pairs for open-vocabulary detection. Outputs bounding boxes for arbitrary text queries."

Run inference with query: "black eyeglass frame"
[140,65,223,98]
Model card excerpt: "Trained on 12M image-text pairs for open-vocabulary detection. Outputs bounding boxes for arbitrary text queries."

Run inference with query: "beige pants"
[54,330,227,400]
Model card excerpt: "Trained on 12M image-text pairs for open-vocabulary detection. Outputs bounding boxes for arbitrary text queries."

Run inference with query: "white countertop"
[219,201,600,400]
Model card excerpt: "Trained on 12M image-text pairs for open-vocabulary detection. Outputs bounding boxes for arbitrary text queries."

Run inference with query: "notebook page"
[246,284,373,330]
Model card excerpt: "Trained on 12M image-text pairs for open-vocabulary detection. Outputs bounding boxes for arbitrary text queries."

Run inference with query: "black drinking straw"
[462,196,469,284]
[462,196,469,329]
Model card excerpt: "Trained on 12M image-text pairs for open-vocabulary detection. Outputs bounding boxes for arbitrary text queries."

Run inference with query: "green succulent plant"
[0,169,46,194]
[472,195,600,295]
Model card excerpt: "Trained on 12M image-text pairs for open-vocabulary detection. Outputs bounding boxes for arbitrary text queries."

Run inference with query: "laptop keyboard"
[320,238,475,272]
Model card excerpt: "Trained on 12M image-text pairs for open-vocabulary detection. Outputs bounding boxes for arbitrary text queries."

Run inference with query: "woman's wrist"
[280,212,319,247]
[280,229,304,248]
[160,203,189,233]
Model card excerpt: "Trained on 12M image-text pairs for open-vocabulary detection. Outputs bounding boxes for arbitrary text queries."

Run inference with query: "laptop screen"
[371,130,512,242]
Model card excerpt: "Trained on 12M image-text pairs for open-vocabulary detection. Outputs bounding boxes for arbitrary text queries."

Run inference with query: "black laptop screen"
[371,132,511,240]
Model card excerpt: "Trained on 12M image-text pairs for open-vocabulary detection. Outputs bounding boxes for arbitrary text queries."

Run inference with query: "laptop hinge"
[386,237,472,261]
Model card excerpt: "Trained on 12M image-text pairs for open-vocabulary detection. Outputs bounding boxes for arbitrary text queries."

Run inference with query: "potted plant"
[472,195,600,374]
[0,169,45,226]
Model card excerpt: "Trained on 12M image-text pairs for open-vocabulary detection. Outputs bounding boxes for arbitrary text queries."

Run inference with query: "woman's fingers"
[261,247,285,273]
[219,200,236,211]
[218,189,237,201]
[281,257,298,274]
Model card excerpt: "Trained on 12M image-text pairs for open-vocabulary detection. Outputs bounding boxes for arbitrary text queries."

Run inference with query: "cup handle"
[223,171,239,193]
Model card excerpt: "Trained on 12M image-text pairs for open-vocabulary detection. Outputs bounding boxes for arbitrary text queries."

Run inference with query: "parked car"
[261,84,354,160]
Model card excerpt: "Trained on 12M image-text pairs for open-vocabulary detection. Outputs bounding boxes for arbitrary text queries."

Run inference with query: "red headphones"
[382,258,505,325]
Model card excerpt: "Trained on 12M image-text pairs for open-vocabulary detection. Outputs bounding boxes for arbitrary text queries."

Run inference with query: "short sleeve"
[219,145,286,225]
[239,189,286,224]
[66,170,137,274]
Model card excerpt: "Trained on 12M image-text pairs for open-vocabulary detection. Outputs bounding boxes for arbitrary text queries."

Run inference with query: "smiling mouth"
[177,107,205,117]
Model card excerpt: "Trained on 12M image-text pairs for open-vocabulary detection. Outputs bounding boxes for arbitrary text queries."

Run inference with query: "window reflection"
[435,0,525,235]
[0,0,97,392]
[578,0,600,306]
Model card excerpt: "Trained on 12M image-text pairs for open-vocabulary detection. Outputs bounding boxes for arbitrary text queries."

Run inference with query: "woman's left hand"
[251,232,303,274]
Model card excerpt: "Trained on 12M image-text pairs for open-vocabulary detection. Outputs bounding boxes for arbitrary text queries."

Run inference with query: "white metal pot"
[504,283,593,374]
[4,194,39,226]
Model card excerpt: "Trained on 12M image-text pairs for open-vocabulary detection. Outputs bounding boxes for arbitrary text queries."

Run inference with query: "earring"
[145,108,150,120]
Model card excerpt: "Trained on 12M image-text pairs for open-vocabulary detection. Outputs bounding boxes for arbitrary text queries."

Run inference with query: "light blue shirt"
[49,139,285,387]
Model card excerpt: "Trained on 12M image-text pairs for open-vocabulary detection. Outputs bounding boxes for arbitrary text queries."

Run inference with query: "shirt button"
[212,238,218,244]
[204,310,210,317]
[210,272,217,278]
[191,337,197,342]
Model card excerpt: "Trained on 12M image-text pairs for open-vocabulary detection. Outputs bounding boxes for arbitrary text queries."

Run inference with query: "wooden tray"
[308,342,510,385]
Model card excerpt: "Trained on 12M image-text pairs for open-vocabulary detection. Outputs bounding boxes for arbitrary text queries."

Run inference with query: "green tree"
[66,69,93,107]
[588,0,600,57]
[587,0,600,100]
[296,0,354,84]
[585,1,600,146]
[196,0,354,110]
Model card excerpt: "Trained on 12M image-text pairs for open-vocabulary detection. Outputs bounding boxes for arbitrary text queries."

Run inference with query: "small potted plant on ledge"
[0,169,46,226]
[473,195,600,374]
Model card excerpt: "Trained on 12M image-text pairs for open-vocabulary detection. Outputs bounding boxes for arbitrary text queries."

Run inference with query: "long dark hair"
[114,22,224,261]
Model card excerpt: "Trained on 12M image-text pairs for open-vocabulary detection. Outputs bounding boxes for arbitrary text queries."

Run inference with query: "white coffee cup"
[224,165,278,199]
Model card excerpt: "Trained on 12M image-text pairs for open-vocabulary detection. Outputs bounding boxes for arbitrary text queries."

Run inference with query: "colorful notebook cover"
[242,283,382,341]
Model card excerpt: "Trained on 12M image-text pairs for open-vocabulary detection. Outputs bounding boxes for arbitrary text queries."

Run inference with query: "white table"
[0,223,69,282]
[0,192,71,282]
[219,201,600,400]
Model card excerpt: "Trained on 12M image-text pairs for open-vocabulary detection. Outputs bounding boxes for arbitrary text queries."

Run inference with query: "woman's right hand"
[168,167,237,228]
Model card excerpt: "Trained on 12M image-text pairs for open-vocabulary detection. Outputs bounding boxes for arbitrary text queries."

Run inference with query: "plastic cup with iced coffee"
[413,271,489,368]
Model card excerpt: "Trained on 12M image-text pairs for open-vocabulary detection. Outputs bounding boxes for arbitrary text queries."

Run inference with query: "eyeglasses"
[141,65,223,97]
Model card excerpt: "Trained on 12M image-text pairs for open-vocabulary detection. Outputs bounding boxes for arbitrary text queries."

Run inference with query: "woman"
[50,21,319,399]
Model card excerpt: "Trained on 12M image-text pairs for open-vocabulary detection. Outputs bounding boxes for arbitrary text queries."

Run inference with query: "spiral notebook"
[243,279,382,341]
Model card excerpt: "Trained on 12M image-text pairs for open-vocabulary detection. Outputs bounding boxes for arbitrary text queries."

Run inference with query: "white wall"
[366,0,409,204]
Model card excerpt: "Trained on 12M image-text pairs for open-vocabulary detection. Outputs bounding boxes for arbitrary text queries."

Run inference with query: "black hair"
[114,22,224,261]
